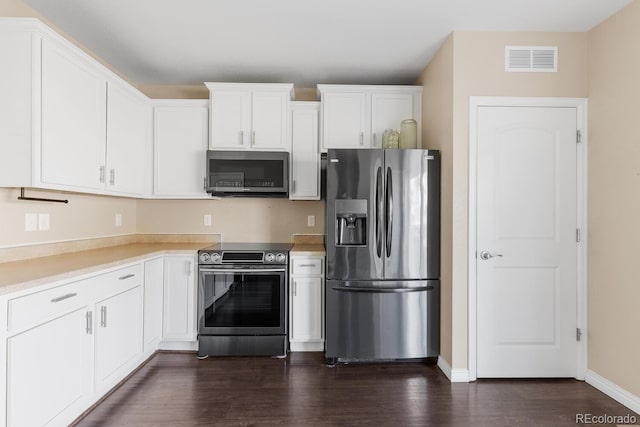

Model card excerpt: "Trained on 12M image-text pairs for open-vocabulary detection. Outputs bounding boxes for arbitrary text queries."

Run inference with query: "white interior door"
[476,106,578,378]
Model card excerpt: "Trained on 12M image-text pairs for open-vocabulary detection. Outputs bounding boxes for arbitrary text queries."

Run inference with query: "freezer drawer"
[325,279,439,361]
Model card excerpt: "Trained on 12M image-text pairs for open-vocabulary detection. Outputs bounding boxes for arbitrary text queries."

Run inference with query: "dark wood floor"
[75,352,637,426]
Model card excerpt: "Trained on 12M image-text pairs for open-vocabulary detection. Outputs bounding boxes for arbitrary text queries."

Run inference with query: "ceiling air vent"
[505,46,558,72]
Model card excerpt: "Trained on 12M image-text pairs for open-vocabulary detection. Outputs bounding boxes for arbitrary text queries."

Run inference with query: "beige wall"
[587,1,640,397]
[416,34,454,366]
[137,199,324,243]
[418,31,587,370]
[0,188,136,247]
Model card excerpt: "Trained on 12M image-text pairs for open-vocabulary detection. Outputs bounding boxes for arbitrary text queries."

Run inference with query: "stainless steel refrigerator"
[325,148,440,362]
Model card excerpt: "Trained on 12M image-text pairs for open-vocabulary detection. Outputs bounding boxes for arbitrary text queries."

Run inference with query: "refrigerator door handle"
[375,166,383,258]
[333,285,434,293]
[385,167,393,257]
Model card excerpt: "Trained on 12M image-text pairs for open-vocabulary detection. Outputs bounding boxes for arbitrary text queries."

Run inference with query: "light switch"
[25,213,37,231]
[115,213,122,227]
[204,214,212,226]
[307,215,315,227]
[38,213,50,231]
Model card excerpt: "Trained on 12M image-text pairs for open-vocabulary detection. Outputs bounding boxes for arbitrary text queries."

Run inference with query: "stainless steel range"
[197,243,291,357]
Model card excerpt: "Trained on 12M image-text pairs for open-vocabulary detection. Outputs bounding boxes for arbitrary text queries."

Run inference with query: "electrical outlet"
[38,213,50,231]
[115,213,122,227]
[307,215,315,227]
[204,214,212,227]
[25,213,37,232]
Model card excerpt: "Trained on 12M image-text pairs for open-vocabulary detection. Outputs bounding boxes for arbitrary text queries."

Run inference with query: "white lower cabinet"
[1,253,199,426]
[6,306,92,427]
[143,257,164,352]
[94,285,143,392]
[289,255,325,351]
[162,255,197,345]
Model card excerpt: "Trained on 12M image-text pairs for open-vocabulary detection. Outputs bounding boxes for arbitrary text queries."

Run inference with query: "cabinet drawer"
[6,264,142,334]
[91,264,143,302]
[7,279,91,333]
[291,258,323,276]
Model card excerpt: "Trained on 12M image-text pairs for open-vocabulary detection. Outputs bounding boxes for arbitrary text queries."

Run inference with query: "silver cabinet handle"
[479,251,503,260]
[119,273,135,280]
[51,292,77,303]
[99,166,105,183]
[109,168,115,186]
[297,264,317,268]
[359,132,364,146]
[291,180,296,194]
[85,311,92,334]
[239,130,244,145]
[100,305,108,327]
[203,177,207,191]
[251,131,256,146]
[293,281,297,297]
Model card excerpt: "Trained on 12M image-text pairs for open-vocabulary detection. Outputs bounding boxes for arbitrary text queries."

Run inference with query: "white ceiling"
[25,0,630,88]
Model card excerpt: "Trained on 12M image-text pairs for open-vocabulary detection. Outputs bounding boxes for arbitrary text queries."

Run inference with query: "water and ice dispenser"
[335,199,367,246]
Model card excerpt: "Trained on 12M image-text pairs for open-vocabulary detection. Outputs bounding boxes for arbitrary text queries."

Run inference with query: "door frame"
[468,96,588,381]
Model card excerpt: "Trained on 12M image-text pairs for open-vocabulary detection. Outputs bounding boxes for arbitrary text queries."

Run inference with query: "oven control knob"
[199,253,211,263]
[265,253,275,263]
[210,253,221,263]
[275,253,286,263]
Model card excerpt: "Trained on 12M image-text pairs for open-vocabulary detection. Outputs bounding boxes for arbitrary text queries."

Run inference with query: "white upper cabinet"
[153,100,209,198]
[318,85,422,152]
[370,92,416,149]
[41,37,107,192]
[206,83,294,151]
[320,91,368,150]
[0,19,152,197]
[105,81,151,196]
[290,102,320,200]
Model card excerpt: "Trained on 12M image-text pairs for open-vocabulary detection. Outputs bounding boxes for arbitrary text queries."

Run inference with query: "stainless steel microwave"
[205,151,289,197]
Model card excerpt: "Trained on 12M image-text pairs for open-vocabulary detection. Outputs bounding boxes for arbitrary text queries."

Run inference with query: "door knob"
[480,250,503,260]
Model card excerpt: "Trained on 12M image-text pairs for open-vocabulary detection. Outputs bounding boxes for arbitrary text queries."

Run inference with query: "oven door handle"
[199,268,286,273]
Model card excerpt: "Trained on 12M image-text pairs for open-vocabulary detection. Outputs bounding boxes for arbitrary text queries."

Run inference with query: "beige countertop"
[290,243,326,255]
[0,242,208,297]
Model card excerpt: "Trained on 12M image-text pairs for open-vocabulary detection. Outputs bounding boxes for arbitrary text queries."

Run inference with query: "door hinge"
[576,130,582,143]
[576,327,582,342]
[576,228,581,243]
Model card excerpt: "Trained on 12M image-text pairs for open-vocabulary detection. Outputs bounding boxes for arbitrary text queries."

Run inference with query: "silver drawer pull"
[297,264,317,268]
[85,311,92,334]
[119,274,135,280]
[50,293,77,303]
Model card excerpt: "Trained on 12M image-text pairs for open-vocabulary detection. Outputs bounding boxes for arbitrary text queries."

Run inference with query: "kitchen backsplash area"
[136,198,325,243]
[0,187,324,261]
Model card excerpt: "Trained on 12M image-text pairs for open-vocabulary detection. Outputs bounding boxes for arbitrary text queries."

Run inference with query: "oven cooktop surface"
[200,242,292,252]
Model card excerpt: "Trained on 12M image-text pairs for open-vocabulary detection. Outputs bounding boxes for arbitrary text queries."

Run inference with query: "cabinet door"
[94,286,143,390]
[105,82,149,195]
[251,91,289,150]
[144,257,164,352]
[210,90,251,149]
[290,276,323,341]
[370,93,415,148]
[290,104,319,200]
[6,307,92,427]
[41,38,106,191]
[163,256,196,341]
[153,103,209,197]
[321,91,367,151]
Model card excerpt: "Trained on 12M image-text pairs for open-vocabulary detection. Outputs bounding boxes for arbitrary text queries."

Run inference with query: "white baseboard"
[158,340,198,351]
[437,356,470,383]
[585,370,640,414]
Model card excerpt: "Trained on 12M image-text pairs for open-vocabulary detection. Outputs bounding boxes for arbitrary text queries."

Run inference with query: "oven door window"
[201,271,285,333]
